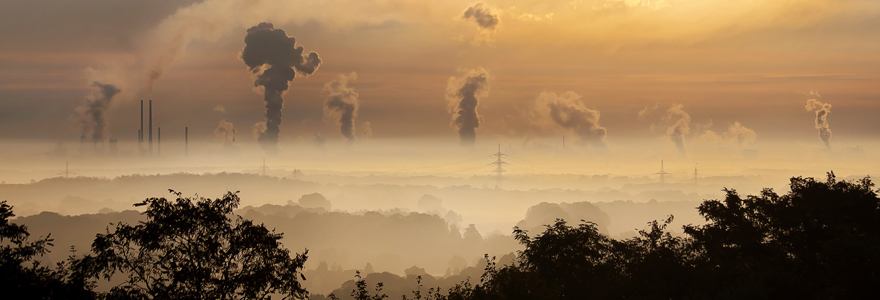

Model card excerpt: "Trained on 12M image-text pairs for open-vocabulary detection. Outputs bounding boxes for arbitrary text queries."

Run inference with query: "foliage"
[407,172,880,300]
[87,190,309,300]
[0,201,96,299]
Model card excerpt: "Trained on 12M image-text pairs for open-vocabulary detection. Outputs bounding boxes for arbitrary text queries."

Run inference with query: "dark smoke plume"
[323,72,359,142]
[77,82,121,145]
[462,2,500,30]
[241,22,321,151]
[446,68,490,146]
[805,96,832,149]
[535,92,607,148]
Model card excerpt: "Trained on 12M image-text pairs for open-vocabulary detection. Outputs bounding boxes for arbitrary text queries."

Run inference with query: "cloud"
[462,2,500,30]
[323,72,360,142]
[534,91,607,148]
[446,68,490,146]
[461,2,501,45]
[213,105,226,114]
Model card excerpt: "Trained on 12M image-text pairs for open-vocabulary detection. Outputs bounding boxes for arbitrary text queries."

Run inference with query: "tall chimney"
[185,127,188,156]
[140,100,143,151]
[158,127,161,156]
[149,100,153,155]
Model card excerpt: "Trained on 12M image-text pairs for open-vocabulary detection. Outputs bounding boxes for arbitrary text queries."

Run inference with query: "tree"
[88,190,309,300]
[421,172,880,300]
[0,201,96,299]
[685,172,880,299]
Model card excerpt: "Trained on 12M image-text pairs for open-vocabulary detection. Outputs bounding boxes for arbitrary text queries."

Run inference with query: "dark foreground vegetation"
[2,173,879,299]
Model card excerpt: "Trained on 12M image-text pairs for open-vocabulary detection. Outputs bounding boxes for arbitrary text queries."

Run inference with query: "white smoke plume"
[323,72,359,142]
[664,104,691,155]
[534,91,607,148]
[214,119,236,144]
[805,94,832,149]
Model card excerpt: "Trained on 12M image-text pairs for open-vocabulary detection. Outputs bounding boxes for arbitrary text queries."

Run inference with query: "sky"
[1,0,879,159]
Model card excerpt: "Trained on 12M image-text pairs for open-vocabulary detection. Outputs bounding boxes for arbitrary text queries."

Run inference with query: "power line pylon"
[491,144,507,188]
[57,161,76,178]
[657,160,669,184]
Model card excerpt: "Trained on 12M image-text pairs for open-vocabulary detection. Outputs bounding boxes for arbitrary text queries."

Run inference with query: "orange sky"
[1,0,879,151]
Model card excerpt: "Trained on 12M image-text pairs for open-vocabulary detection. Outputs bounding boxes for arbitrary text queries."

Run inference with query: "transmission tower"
[657,160,669,184]
[57,161,77,178]
[491,144,507,188]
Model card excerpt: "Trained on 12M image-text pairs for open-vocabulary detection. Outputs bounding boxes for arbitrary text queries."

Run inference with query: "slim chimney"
[158,127,161,156]
[140,100,143,151]
[185,127,188,156]
[149,100,153,155]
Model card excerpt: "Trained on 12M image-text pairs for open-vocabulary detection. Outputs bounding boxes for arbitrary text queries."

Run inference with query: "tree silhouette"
[417,172,880,300]
[0,201,96,299]
[685,172,880,299]
[87,190,309,300]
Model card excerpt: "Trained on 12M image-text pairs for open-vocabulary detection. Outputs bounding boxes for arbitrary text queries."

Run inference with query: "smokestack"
[149,100,153,155]
[109,138,118,156]
[158,127,161,156]
[185,127,188,156]
[241,22,322,152]
[140,100,143,148]
[563,135,565,148]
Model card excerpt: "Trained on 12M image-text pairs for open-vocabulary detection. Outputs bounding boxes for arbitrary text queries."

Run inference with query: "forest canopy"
[3,172,879,299]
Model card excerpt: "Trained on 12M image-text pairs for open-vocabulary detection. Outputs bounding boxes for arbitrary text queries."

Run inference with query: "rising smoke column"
[76,82,122,145]
[805,96,832,149]
[664,104,691,155]
[241,22,321,151]
[214,120,236,144]
[323,72,359,142]
[446,68,490,146]
[723,121,757,145]
[535,91,607,148]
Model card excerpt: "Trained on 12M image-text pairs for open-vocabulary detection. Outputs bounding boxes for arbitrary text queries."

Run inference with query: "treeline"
[2,173,879,299]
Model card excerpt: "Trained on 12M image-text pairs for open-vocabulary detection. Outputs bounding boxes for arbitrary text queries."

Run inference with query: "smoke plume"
[362,121,373,139]
[446,68,490,146]
[323,72,359,142]
[462,2,500,31]
[76,82,122,145]
[664,104,691,155]
[214,120,236,144]
[805,96,832,149]
[534,92,607,148]
[723,122,756,145]
[241,22,322,151]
